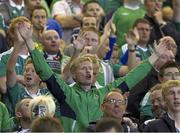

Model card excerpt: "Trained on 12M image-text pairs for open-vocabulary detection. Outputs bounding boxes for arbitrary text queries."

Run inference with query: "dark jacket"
[86,120,138,132]
[143,113,177,132]
[0,34,8,53]
[127,69,159,119]
[144,14,180,64]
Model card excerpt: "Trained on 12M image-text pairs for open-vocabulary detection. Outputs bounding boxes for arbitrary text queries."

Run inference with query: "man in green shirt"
[18,21,175,131]
[113,0,145,47]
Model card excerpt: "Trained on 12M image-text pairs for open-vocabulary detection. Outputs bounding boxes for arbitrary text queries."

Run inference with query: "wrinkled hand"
[125,28,139,47]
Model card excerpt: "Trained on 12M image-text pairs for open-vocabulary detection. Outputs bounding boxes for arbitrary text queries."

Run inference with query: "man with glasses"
[86,89,138,132]
[139,62,180,130]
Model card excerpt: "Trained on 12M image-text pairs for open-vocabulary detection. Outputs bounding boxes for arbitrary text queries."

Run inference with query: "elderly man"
[86,89,138,132]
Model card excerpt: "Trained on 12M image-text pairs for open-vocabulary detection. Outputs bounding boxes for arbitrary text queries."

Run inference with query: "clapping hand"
[153,36,176,69]
[17,21,33,43]
[125,28,139,47]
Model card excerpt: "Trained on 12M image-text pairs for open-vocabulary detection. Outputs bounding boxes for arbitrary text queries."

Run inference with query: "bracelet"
[128,49,135,52]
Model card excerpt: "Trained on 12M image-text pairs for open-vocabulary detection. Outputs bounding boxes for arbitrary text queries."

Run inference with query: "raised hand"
[73,36,86,52]
[153,7,166,25]
[103,18,116,38]
[17,21,33,43]
[17,21,34,51]
[153,36,176,68]
[155,36,176,58]
[125,28,139,47]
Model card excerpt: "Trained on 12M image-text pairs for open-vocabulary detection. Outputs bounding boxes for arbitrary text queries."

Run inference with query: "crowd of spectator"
[0,0,180,132]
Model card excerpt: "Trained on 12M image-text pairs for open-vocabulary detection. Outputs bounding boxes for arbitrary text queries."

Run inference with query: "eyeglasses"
[103,99,127,105]
[164,72,180,77]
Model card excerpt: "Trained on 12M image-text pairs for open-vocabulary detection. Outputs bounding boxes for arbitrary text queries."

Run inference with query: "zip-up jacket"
[30,49,153,132]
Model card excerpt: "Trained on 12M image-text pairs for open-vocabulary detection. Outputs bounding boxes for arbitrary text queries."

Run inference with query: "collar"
[137,45,148,52]
[43,50,62,60]
[9,0,24,10]
[124,3,140,10]
[24,88,41,98]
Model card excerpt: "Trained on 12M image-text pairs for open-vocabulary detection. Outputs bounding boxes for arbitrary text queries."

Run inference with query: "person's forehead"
[87,3,100,8]
[25,63,34,69]
[167,86,180,93]
[106,92,123,99]
[83,18,96,23]
[137,23,150,27]
[33,9,46,15]
[44,30,59,37]
[78,60,92,66]
[164,67,179,73]
[84,31,98,37]
[145,0,164,3]
[151,89,162,96]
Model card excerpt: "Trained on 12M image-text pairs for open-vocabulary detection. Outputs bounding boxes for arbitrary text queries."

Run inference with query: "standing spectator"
[24,0,51,18]
[144,0,180,64]
[113,0,145,47]
[0,0,24,27]
[127,37,177,119]
[30,6,63,45]
[82,1,105,32]
[30,6,48,43]
[17,20,175,131]
[120,18,152,70]
[41,29,69,74]
[51,0,83,43]
[98,0,123,21]
[3,18,49,116]
[0,16,29,94]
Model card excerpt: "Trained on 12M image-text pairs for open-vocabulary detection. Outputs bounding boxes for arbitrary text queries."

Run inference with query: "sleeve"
[0,54,8,77]
[30,49,54,81]
[0,102,13,132]
[30,49,76,119]
[110,59,153,92]
[161,22,180,45]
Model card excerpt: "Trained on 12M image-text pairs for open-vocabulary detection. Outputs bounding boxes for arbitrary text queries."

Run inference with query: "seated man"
[144,80,180,132]
[86,89,138,132]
